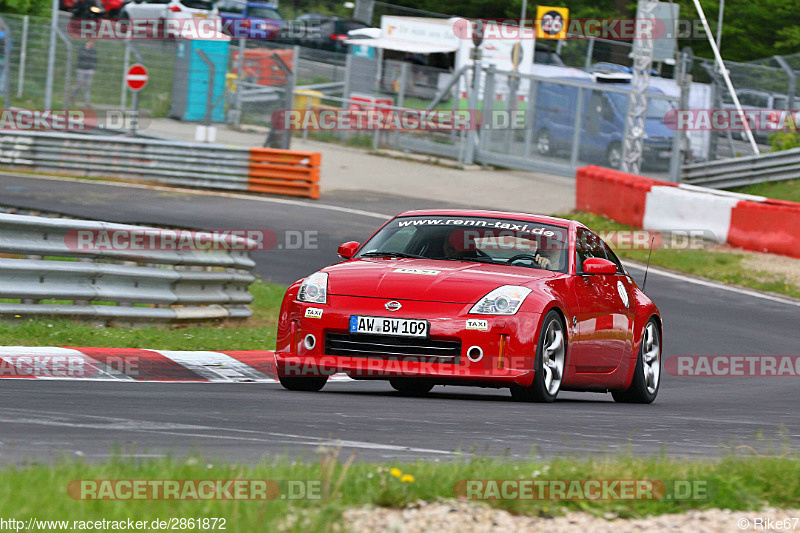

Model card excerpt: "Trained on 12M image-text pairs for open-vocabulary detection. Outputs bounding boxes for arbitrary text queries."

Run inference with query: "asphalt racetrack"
[1,174,798,463]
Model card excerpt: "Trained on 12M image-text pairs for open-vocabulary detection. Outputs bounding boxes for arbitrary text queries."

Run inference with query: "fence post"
[121,42,131,109]
[233,38,244,127]
[44,0,58,109]
[584,39,594,70]
[464,58,482,165]
[397,62,408,108]
[773,55,796,111]
[0,16,10,109]
[16,15,28,99]
[56,28,73,109]
[568,87,584,169]
[522,79,539,159]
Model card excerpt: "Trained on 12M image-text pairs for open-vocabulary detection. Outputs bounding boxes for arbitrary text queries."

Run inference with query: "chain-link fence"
[0,13,178,119]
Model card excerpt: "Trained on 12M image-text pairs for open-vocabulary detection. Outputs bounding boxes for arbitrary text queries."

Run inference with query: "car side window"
[599,239,624,273]
[575,228,608,274]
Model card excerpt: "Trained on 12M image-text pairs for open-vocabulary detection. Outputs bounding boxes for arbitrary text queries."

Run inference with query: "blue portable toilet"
[169,35,230,122]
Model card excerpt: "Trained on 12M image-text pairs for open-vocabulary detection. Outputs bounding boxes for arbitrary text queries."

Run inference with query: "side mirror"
[582,257,617,275]
[337,241,360,259]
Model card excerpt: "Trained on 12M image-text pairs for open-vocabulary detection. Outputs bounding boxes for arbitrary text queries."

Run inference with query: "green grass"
[731,178,800,203]
[560,212,800,300]
[0,281,285,350]
[1,452,799,532]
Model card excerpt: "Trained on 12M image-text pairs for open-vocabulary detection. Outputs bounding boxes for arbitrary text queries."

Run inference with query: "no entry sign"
[126,64,148,92]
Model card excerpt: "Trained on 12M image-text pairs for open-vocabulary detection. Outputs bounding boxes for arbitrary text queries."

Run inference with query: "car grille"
[324,333,461,363]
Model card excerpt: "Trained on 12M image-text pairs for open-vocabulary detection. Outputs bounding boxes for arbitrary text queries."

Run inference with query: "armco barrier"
[577,165,800,258]
[0,213,257,322]
[0,131,321,200]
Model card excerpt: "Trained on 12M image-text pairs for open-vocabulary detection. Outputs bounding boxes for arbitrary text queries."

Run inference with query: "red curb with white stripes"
[0,347,351,382]
[576,165,800,258]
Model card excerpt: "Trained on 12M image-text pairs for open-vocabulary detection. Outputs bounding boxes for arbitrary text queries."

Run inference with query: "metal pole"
[690,0,758,154]
[194,49,216,128]
[464,54,482,165]
[716,0,724,55]
[569,87,584,168]
[233,38,244,126]
[121,43,131,109]
[397,62,408,108]
[17,15,28,99]
[56,29,72,109]
[44,0,58,109]
[584,39,594,70]
[131,91,139,135]
[773,55,796,110]
[0,16,10,109]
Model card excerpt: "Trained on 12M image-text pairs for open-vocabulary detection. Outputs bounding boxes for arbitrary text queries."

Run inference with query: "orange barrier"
[231,49,294,86]
[247,148,321,199]
[729,199,800,259]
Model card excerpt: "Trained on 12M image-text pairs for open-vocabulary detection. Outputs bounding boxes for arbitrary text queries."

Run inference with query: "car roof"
[395,209,581,229]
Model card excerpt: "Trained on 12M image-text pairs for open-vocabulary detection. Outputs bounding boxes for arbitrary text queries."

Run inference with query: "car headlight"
[469,285,532,315]
[298,272,328,304]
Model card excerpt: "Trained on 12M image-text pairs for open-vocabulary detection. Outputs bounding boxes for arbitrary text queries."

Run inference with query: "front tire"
[510,310,566,403]
[390,378,434,396]
[279,376,328,392]
[612,319,661,404]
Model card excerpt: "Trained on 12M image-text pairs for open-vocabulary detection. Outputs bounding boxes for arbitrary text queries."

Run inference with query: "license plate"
[349,316,428,337]
[194,12,207,18]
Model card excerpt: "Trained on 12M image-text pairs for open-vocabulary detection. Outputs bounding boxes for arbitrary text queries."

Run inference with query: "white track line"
[0,171,392,220]
[624,261,800,307]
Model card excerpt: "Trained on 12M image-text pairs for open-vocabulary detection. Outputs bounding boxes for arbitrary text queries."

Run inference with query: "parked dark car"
[218,0,282,40]
[294,16,367,53]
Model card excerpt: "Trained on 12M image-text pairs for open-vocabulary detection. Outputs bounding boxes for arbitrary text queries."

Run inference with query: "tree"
[1,0,52,16]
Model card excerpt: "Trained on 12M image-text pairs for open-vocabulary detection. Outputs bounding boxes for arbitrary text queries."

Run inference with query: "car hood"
[323,258,557,303]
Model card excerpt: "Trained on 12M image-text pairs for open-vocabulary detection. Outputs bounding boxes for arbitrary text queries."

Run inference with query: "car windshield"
[647,98,674,119]
[249,6,281,19]
[356,216,569,273]
[181,0,214,9]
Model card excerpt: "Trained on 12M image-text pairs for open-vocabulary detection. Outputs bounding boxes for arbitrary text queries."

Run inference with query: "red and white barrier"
[576,165,800,258]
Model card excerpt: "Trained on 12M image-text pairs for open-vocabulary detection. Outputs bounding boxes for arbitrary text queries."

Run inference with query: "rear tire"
[390,378,434,396]
[279,376,328,392]
[535,129,552,156]
[510,310,566,403]
[606,141,622,169]
[612,318,661,404]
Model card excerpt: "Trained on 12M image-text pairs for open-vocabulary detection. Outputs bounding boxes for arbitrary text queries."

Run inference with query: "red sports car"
[275,210,663,403]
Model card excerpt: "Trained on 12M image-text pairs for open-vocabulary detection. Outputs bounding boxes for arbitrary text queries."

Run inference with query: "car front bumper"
[275,296,542,387]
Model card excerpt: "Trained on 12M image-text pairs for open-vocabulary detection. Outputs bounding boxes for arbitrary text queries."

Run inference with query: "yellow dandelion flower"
[400,474,415,483]
[390,468,402,478]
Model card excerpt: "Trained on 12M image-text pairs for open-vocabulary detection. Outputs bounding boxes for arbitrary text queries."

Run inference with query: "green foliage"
[1,452,800,531]
[0,0,52,17]
[768,116,800,152]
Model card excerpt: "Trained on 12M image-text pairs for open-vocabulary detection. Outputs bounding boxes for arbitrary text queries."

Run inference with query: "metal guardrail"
[0,131,253,191]
[682,147,800,188]
[0,213,256,323]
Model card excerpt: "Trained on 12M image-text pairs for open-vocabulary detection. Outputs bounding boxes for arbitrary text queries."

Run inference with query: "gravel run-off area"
[343,501,800,532]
